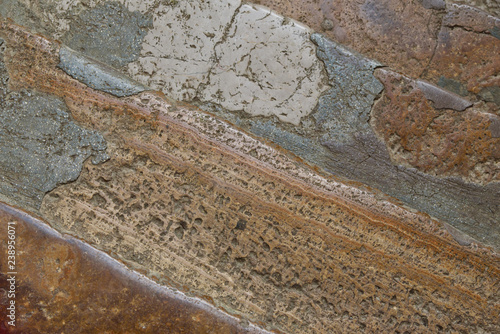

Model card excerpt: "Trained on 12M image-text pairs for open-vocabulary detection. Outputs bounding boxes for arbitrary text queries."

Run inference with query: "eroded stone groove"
[0,202,269,334]
[0,22,498,333]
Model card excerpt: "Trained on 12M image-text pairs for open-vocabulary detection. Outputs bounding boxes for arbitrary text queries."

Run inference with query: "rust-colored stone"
[424,11,500,100]
[1,21,499,333]
[372,69,500,184]
[443,3,500,33]
[0,202,267,334]
[254,0,500,105]
[253,0,443,78]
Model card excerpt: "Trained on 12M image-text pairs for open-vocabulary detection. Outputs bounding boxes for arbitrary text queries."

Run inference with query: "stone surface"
[59,46,149,97]
[62,1,153,68]
[200,32,500,248]
[416,80,472,111]
[0,43,108,210]
[1,0,329,125]
[253,0,444,78]
[127,0,241,101]
[0,202,269,334]
[198,5,328,125]
[1,22,500,333]
[424,5,500,105]
[372,69,500,185]
[1,3,500,332]
[310,33,383,144]
[252,0,500,106]
[446,0,500,17]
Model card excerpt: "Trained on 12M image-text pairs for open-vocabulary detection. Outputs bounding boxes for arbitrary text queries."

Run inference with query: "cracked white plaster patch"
[127,0,241,101]
[199,4,328,125]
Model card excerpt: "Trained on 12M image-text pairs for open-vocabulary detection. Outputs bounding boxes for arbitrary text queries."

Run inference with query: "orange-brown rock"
[0,202,269,333]
[372,69,500,185]
[253,0,443,78]
[424,5,500,105]
[1,21,499,333]
[254,0,500,105]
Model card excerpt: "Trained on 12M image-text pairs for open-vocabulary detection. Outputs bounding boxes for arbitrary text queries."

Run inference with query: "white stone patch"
[122,0,158,13]
[199,4,328,125]
[127,0,241,101]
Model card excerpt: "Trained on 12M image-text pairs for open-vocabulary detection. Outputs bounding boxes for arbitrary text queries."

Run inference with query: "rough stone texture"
[416,80,472,111]
[372,69,500,185]
[127,0,242,101]
[0,202,269,334]
[61,1,153,68]
[198,5,328,125]
[200,32,500,248]
[1,22,500,333]
[310,33,383,143]
[252,0,500,107]
[59,46,149,97]
[0,42,108,210]
[445,0,500,17]
[0,0,46,35]
[424,4,500,106]
[253,0,444,78]
[0,0,329,125]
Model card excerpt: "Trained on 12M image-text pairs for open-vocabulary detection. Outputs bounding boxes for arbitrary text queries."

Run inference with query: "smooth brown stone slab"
[0,202,267,333]
[1,21,499,333]
[372,69,500,185]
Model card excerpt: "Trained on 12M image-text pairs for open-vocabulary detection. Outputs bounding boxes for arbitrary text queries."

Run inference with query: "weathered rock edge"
[0,201,271,333]
[0,21,499,333]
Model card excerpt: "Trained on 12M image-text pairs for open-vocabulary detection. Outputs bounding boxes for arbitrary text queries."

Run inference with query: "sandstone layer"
[0,21,498,333]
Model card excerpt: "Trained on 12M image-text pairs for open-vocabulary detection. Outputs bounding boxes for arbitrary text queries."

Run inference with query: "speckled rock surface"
[424,4,500,107]
[372,69,500,185]
[61,1,153,68]
[446,0,500,17]
[201,32,500,248]
[253,0,444,78]
[0,0,329,125]
[253,0,500,106]
[0,40,108,210]
[127,0,241,101]
[58,46,149,97]
[197,5,328,125]
[0,202,269,334]
[1,2,500,333]
[1,22,499,333]
[310,33,383,143]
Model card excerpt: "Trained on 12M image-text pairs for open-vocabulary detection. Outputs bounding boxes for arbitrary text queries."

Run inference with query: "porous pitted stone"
[1,22,499,334]
[372,69,500,185]
[0,202,269,334]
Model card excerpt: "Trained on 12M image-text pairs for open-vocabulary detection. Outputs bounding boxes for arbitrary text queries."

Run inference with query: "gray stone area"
[446,0,500,18]
[0,43,109,209]
[437,76,469,97]
[0,0,45,34]
[416,80,472,111]
[62,1,153,68]
[310,33,383,144]
[58,46,149,97]
[199,33,500,248]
